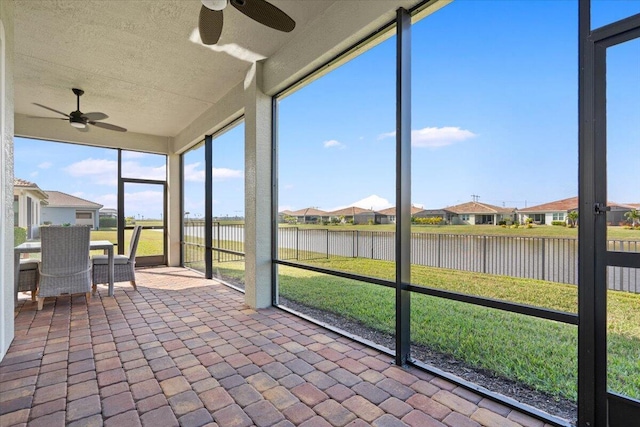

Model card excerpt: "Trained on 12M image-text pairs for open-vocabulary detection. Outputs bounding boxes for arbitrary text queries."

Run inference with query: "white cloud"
[122,161,166,181]
[214,168,243,180]
[30,171,38,177]
[121,151,149,159]
[329,195,393,212]
[379,126,476,148]
[323,139,345,149]
[38,161,52,169]
[183,162,243,182]
[64,158,118,185]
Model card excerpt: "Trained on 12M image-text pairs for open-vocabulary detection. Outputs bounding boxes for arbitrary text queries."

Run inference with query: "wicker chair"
[92,225,142,292]
[18,259,39,302]
[38,225,92,311]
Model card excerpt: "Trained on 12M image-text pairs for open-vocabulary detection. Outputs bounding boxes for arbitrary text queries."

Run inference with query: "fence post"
[371,232,374,260]
[217,222,221,262]
[356,230,359,258]
[437,234,441,268]
[296,227,299,260]
[483,236,487,273]
[541,238,545,281]
[326,229,329,259]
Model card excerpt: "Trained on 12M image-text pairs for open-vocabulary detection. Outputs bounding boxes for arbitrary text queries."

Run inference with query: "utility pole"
[471,194,480,202]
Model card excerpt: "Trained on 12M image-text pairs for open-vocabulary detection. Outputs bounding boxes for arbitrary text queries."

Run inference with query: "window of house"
[76,212,92,219]
[460,214,470,221]
[553,212,565,221]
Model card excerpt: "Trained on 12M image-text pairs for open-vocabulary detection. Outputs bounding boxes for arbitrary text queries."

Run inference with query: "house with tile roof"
[42,191,103,229]
[519,196,639,225]
[13,178,49,239]
[286,207,330,224]
[444,201,516,225]
[327,206,384,224]
[378,206,426,224]
[517,196,578,225]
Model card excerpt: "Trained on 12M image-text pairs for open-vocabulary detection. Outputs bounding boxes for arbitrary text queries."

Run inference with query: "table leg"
[108,246,115,297]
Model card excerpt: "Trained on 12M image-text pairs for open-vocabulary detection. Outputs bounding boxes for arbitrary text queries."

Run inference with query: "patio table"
[14,240,115,301]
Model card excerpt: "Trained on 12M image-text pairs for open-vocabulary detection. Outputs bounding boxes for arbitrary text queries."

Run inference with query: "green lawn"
[215,257,640,402]
[90,228,164,257]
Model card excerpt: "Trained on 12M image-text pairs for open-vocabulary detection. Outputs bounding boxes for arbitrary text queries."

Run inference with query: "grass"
[214,257,640,402]
[90,229,164,257]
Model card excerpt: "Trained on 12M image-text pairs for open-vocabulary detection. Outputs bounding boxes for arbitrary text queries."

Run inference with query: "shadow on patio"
[2,267,547,427]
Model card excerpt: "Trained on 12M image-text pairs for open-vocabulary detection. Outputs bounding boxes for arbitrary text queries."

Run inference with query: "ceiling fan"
[199,0,295,45]
[31,88,127,132]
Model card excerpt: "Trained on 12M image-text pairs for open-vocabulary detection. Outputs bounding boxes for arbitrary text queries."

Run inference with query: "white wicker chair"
[92,225,142,292]
[38,225,92,310]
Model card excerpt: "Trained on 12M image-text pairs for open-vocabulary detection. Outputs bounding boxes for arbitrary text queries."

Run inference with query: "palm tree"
[567,210,579,228]
[624,209,639,227]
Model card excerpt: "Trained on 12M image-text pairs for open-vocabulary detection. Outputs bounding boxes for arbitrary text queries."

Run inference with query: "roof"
[519,197,636,213]
[518,197,579,213]
[444,201,515,215]
[14,178,49,201]
[44,191,103,209]
[288,207,329,217]
[377,206,425,216]
[328,206,374,216]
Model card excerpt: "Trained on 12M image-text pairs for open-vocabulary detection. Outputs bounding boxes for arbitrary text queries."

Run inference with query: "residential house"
[13,178,49,239]
[326,206,381,224]
[99,208,117,218]
[412,208,454,224]
[378,206,425,224]
[42,191,103,229]
[286,207,329,224]
[518,196,636,225]
[444,201,516,225]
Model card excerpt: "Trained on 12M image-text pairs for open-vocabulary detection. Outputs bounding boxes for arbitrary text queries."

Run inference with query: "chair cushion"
[92,254,130,265]
[19,259,39,270]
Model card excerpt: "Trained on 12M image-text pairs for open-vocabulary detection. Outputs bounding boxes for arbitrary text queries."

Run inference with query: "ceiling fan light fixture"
[202,0,227,11]
[70,118,86,129]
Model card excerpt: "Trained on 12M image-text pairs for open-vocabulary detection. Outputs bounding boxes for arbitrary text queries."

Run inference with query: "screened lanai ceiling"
[13,0,427,151]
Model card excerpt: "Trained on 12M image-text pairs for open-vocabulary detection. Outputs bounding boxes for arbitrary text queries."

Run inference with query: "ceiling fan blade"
[82,112,108,121]
[230,0,295,33]
[27,116,66,120]
[199,5,224,45]
[33,103,70,118]
[90,121,127,132]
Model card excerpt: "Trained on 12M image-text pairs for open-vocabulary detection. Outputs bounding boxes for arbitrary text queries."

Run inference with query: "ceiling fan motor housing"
[69,110,87,128]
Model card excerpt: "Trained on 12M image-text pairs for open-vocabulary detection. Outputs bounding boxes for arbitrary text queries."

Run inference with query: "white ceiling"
[13,0,428,151]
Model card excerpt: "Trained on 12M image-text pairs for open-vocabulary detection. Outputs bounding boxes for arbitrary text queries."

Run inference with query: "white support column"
[244,61,273,309]
[167,152,181,267]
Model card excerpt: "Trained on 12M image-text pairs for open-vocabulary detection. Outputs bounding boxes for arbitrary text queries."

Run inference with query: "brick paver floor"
[1,267,554,427]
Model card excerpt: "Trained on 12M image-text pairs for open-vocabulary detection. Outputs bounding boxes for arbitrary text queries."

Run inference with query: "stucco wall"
[42,206,77,226]
[1,0,15,361]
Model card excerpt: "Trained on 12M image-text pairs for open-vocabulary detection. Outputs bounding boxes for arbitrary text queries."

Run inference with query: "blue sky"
[14,1,639,218]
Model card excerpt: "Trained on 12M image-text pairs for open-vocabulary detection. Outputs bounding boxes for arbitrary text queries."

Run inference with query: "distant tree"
[625,209,639,227]
[567,210,579,228]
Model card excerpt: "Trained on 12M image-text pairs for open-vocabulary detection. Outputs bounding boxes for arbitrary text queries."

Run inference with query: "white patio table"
[14,240,115,301]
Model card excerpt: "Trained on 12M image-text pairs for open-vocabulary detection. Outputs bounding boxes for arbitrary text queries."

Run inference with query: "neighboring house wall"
[42,206,76,226]
[42,207,100,228]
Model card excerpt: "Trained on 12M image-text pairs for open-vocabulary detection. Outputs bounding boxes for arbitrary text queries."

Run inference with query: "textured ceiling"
[13,0,335,137]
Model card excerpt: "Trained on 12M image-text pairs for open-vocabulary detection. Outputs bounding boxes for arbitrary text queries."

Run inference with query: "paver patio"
[1,267,553,427]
